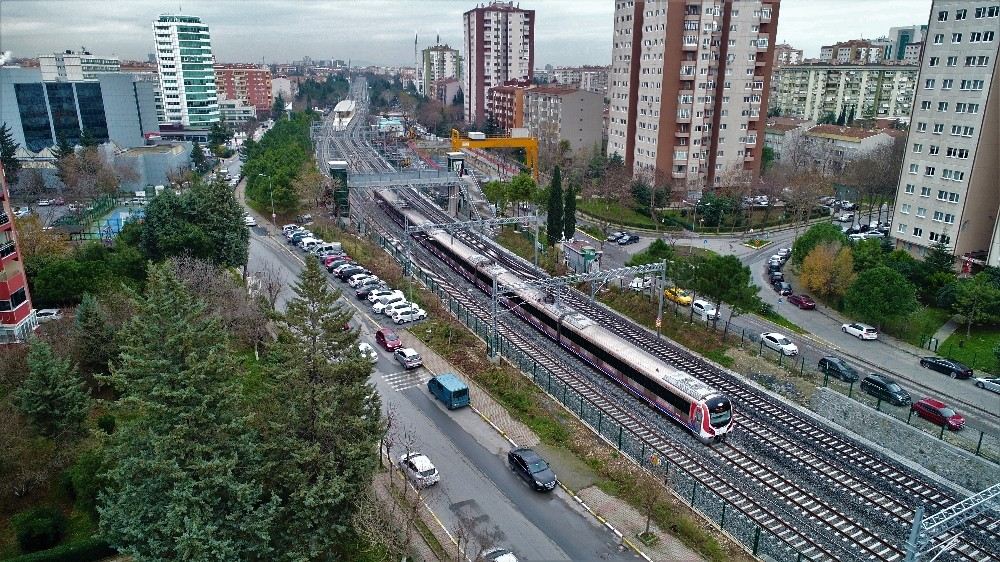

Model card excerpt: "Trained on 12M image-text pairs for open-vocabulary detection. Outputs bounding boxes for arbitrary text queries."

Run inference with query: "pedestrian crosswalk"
[383,369,430,392]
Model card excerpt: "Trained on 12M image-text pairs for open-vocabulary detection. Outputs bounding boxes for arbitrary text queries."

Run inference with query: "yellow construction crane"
[450,129,539,181]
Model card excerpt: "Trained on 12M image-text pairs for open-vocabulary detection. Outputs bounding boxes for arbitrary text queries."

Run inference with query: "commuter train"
[376,190,733,442]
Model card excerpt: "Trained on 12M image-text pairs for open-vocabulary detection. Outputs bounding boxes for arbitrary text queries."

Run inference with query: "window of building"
[929,145,940,155]
[917,122,927,132]
[905,184,915,194]
[917,207,927,217]
[946,56,959,66]
[901,204,912,214]
[938,10,948,21]
[912,143,923,153]
[938,101,949,112]
[933,124,944,134]
[921,187,932,197]
[924,79,935,89]
[985,31,996,41]
[920,100,932,110]
[924,166,936,176]
[933,211,944,221]
[13,83,54,151]
[941,79,954,89]
[928,57,940,67]
[898,223,907,233]
[952,33,963,43]
[934,34,945,44]
[974,6,999,17]
[909,163,919,174]
[937,190,948,200]
[965,55,990,66]
[913,227,923,237]
[957,8,967,19]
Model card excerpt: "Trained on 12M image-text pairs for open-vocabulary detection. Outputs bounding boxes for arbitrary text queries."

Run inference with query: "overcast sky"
[1,1,933,67]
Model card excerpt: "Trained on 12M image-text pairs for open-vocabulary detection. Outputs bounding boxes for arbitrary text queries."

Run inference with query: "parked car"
[373,293,406,313]
[393,306,427,324]
[787,294,816,310]
[52,197,65,206]
[394,347,423,369]
[766,262,782,274]
[776,247,791,258]
[36,199,53,207]
[842,322,878,340]
[606,231,626,243]
[375,327,403,351]
[911,398,965,431]
[325,257,353,271]
[617,234,640,245]
[281,223,299,234]
[398,452,440,488]
[482,548,520,562]
[428,373,470,409]
[243,215,257,227]
[35,309,63,323]
[14,206,31,218]
[369,289,402,304]
[919,356,973,379]
[336,266,369,281]
[357,342,378,363]
[664,287,693,306]
[818,355,860,382]
[772,281,792,296]
[507,447,557,492]
[347,273,377,287]
[356,283,387,300]
[860,374,911,406]
[848,233,866,243]
[974,377,1000,394]
[384,300,415,317]
[761,332,798,356]
[769,271,785,284]
[692,299,720,321]
[629,276,653,292]
[836,212,855,223]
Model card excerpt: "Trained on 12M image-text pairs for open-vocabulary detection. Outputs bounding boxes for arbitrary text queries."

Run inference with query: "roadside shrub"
[11,506,68,552]
[96,414,115,434]
[63,448,104,516]
[8,537,114,562]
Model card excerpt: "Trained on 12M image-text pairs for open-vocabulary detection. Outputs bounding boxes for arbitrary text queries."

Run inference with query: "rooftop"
[527,85,581,95]
[805,125,887,142]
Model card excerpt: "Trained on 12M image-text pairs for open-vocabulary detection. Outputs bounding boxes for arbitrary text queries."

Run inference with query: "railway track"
[386,188,999,562]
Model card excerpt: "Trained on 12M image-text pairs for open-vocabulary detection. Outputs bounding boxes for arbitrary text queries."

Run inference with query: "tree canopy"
[241,112,317,214]
[546,166,563,246]
[792,222,847,265]
[843,266,918,329]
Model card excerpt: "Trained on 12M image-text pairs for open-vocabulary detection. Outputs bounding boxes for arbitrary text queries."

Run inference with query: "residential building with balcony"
[418,44,462,96]
[887,24,929,62]
[773,43,803,66]
[523,86,605,155]
[551,65,610,95]
[153,14,220,128]
[891,0,1000,265]
[463,1,534,124]
[0,164,37,344]
[820,39,887,64]
[771,63,918,122]
[486,81,531,130]
[213,63,272,117]
[606,0,779,191]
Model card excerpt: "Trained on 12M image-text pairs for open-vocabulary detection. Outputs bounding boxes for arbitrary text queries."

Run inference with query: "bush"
[63,448,105,516]
[11,507,68,552]
[8,537,114,562]
[96,414,115,434]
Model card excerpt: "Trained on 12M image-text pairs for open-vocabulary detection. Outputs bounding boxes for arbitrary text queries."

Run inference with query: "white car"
[776,247,791,258]
[398,452,440,488]
[368,289,401,304]
[482,548,520,562]
[761,332,799,356]
[35,309,63,323]
[358,342,378,363]
[243,215,257,227]
[393,306,427,324]
[348,273,377,287]
[37,199,53,207]
[973,377,1000,394]
[384,300,414,317]
[629,277,653,292]
[373,295,406,314]
[848,233,866,242]
[14,207,31,218]
[842,322,878,340]
[835,213,855,223]
[692,299,720,321]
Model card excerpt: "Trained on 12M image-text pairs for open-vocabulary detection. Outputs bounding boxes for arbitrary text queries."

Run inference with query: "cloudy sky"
[1,1,932,67]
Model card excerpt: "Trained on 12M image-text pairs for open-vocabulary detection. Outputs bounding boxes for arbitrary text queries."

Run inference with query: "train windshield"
[706,396,732,428]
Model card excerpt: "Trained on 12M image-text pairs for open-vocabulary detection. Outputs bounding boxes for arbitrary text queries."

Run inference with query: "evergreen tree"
[78,128,98,148]
[190,141,208,174]
[272,93,286,117]
[53,132,74,161]
[836,109,846,126]
[192,177,250,267]
[263,257,380,559]
[846,106,856,125]
[923,241,956,277]
[0,122,22,183]
[546,165,563,247]
[99,265,279,560]
[14,339,89,438]
[72,293,116,376]
[563,183,577,241]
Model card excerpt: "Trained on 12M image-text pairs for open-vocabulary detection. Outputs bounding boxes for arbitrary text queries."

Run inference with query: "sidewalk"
[396,331,704,562]
[371,471,448,562]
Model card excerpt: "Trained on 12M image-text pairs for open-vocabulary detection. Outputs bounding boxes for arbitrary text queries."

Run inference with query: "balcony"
[672,170,688,179]
[0,213,7,227]
[760,9,772,22]
[0,241,15,259]
[676,112,692,123]
[675,129,690,138]
[756,38,770,51]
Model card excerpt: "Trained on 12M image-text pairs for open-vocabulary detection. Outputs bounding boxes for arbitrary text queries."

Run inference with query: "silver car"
[974,377,1000,394]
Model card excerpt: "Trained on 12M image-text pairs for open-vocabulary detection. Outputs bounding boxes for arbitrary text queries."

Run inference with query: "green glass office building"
[153,15,220,128]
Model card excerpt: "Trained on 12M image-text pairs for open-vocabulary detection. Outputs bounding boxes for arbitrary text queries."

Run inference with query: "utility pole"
[657,258,666,339]
[490,273,499,359]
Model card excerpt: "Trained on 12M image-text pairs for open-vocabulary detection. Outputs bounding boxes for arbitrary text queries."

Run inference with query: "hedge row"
[9,538,115,562]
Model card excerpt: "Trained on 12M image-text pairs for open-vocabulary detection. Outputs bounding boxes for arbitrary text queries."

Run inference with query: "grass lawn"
[578,199,659,229]
[938,325,1000,374]
[883,307,953,348]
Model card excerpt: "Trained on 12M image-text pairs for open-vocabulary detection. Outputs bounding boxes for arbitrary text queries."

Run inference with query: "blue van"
[428,373,470,409]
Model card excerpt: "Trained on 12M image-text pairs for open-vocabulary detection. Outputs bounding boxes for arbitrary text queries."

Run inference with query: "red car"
[375,328,402,351]
[787,294,816,310]
[911,398,965,431]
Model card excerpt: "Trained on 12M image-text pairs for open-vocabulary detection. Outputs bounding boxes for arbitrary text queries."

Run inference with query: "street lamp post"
[258,173,276,228]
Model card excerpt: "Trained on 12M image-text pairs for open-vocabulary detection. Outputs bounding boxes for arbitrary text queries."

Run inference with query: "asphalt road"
[573,216,999,434]
[245,214,635,562]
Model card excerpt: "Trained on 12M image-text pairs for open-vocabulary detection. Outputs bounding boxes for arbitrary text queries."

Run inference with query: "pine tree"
[563,183,577,241]
[272,93,285,117]
[53,132,74,160]
[836,109,846,126]
[546,165,563,246]
[190,141,207,174]
[263,257,380,559]
[0,122,22,184]
[14,340,89,438]
[190,178,250,267]
[79,128,97,148]
[99,264,279,560]
[72,293,116,376]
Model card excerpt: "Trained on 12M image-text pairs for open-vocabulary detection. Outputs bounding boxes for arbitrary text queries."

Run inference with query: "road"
[573,215,1000,434]
[243,207,635,561]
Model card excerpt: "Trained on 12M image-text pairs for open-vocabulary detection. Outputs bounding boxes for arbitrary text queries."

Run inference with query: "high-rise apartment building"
[152,14,219,128]
[772,43,803,66]
[524,86,605,154]
[463,1,535,124]
[891,0,1000,264]
[771,63,918,121]
[213,63,272,117]
[820,39,887,64]
[39,50,120,81]
[0,164,37,344]
[418,44,462,96]
[607,0,779,189]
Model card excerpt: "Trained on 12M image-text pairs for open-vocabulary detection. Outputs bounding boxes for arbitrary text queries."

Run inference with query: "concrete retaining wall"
[811,387,1000,492]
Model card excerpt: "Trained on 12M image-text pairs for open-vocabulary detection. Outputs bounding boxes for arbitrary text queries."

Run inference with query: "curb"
[466,400,654,561]
[577,209,830,239]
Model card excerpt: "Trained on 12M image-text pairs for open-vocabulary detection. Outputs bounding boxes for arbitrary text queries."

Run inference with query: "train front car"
[700,393,733,442]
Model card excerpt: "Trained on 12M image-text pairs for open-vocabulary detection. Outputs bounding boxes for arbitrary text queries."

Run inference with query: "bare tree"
[13,168,47,202]
[637,475,666,538]
[254,261,284,312]
[844,135,905,223]
[351,486,410,561]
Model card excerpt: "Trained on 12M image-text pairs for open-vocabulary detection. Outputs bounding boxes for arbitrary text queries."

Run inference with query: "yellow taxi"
[664,287,693,306]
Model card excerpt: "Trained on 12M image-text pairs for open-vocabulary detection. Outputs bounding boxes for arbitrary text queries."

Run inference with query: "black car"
[356,283,387,300]
[767,262,782,274]
[336,266,368,281]
[617,234,640,245]
[818,356,860,382]
[772,281,792,295]
[919,356,973,379]
[326,258,352,272]
[769,271,785,283]
[860,374,912,406]
[507,448,557,492]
